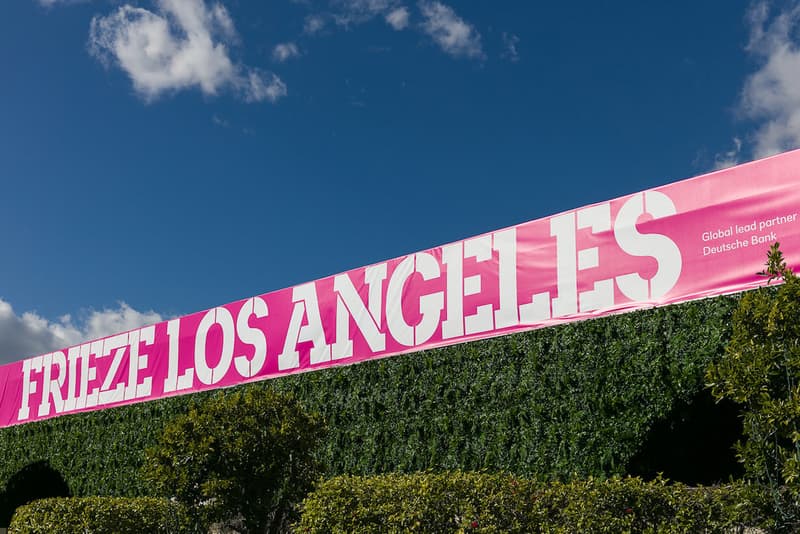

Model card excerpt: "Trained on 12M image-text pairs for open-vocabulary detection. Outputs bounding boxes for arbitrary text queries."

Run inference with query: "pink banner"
[4,150,800,427]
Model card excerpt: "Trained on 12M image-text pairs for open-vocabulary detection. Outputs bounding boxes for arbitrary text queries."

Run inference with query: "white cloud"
[739,1,800,158]
[0,299,164,365]
[89,0,285,103]
[418,1,483,59]
[273,42,301,62]
[385,7,409,30]
[82,303,164,341]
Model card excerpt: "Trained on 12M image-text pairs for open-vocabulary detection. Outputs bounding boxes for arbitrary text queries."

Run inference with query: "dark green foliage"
[8,496,186,534]
[297,471,774,533]
[141,389,325,534]
[0,294,738,503]
[271,294,738,479]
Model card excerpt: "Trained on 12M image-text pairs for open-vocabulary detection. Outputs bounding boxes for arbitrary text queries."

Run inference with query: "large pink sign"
[4,151,800,427]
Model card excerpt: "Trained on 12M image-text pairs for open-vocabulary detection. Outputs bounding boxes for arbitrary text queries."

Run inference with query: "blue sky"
[0,0,796,362]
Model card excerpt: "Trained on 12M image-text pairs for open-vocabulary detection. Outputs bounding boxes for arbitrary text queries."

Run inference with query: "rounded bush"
[141,388,325,533]
[9,496,186,534]
[297,471,774,533]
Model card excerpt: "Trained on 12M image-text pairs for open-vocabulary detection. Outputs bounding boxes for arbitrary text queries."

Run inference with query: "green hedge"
[297,471,775,533]
[8,497,186,534]
[272,295,738,479]
[0,294,739,502]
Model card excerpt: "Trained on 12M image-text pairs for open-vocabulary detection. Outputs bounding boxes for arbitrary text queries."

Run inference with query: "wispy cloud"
[212,113,230,127]
[273,42,302,62]
[332,0,395,27]
[737,1,800,158]
[0,299,165,364]
[88,0,286,103]
[37,0,88,7]
[713,137,743,170]
[385,7,409,30]
[36,0,91,8]
[418,1,483,59]
[502,32,520,62]
[241,69,287,102]
[298,1,485,61]
[304,13,327,34]
[294,0,415,34]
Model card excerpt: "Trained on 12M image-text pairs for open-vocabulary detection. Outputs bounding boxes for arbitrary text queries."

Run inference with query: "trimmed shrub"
[707,244,800,529]
[8,496,186,534]
[297,471,775,533]
[141,388,325,534]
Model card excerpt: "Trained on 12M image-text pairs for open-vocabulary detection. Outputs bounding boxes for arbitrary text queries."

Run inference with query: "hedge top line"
[6,149,800,428]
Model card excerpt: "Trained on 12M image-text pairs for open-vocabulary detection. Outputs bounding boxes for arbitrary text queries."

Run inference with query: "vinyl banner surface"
[4,151,800,427]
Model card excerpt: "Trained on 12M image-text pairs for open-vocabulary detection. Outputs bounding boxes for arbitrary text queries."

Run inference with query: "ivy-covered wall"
[0,293,740,501]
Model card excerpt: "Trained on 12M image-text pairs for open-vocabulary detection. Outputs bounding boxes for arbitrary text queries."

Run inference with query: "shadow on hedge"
[627,389,744,485]
[0,460,70,527]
